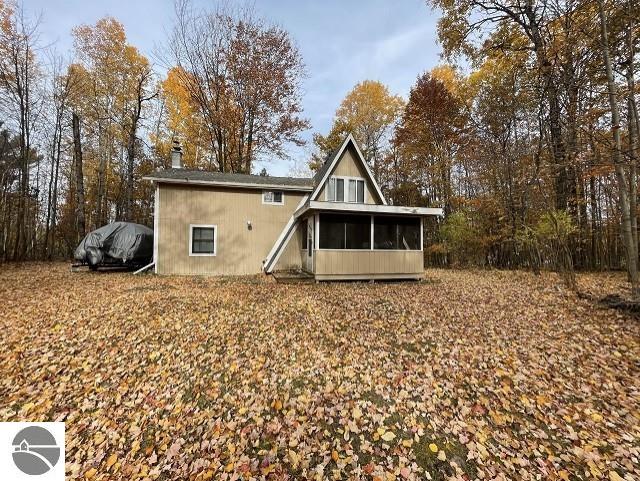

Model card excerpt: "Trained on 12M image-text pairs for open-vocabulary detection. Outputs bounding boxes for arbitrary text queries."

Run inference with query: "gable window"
[190,225,217,256]
[263,190,284,205]
[326,176,364,203]
[327,177,344,202]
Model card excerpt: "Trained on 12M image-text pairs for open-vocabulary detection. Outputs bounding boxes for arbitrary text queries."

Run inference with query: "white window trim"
[262,190,285,205]
[325,176,367,203]
[189,224,217,256]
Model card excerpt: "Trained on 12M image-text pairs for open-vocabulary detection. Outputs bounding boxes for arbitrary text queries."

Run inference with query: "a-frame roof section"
[310,134,387,205]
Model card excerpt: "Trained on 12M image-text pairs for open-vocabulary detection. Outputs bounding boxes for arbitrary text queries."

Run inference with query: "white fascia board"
[142,176,313,192]
[348,135,388,205]
[264,194,310,273]
[309,134,388,205]
[296,201,443,217]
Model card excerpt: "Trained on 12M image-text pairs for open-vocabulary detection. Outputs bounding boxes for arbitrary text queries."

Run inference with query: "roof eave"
[294,201,444,218]
[143,176,314,192]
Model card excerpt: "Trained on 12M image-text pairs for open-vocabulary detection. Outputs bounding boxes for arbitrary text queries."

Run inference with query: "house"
[143,135,443,279]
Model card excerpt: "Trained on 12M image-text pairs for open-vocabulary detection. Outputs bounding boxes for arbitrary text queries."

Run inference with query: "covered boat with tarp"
[74,222,153,270]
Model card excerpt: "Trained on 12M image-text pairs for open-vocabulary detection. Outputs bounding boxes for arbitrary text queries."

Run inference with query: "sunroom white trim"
[294,201,443,219]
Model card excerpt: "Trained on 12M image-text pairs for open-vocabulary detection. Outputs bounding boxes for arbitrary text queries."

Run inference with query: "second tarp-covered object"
[74,222,153,269]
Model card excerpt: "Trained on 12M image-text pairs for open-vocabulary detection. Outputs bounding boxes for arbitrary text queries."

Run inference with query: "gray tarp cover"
[74,222,153,267]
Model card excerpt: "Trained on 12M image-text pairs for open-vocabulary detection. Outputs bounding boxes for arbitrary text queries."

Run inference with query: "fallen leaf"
[381,431,396,442]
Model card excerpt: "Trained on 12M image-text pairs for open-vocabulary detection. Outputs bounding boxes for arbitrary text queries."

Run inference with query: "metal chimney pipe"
[171,138,183,169]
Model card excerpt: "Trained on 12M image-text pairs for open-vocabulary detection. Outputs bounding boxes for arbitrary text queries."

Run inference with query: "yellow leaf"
[609,471,623,481]
[273,399,283,411]
[381,431,396,442]
[130,440,140,456]
[588,461,602,478]
[106,453,117,469]
[85,468,97,479]
[202,471,214,480]
[402,439,413,448]
[352,407,362,420]
[21,402,35,413]
[591,413,603,422]
[332,450,339,462]
[429,443,438,453]
[225,462,234,472]
[261,464,275,475]
[536,395,550,406]
[287,449,300,468]
[558,470,570,481]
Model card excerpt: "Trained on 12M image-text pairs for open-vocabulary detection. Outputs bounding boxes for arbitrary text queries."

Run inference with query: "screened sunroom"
[293,201,441,280]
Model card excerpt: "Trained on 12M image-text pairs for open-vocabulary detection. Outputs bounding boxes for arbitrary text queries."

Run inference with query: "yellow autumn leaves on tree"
[312,80,404,177]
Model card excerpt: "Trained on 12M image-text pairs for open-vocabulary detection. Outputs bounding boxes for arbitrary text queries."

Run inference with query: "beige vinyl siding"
[273,223,305,271]
[314,250,423,277]
[157,184,306,275]
[318,147,382,204]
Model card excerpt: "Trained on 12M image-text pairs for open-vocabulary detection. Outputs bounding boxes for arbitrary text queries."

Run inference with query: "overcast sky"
[29,0,442,176]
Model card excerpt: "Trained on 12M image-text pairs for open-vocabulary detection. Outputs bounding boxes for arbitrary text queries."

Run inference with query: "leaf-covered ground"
[1,264,638,481]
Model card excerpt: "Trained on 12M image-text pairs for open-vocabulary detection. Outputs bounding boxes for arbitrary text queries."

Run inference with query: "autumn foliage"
[1,264,638,479]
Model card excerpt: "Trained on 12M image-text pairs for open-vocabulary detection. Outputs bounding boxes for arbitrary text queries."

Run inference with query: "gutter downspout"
[153,182,159,274]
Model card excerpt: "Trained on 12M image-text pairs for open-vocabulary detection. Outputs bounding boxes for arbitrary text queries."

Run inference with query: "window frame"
[373,216,421,251]
[189,224,217,256]
[318,213,372,250]
[262,190,285,205]
[325,176,366,203]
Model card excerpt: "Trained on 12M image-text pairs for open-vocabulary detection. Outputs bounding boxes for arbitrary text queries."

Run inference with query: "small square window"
[190,225,216,256]
[263,191,284,204]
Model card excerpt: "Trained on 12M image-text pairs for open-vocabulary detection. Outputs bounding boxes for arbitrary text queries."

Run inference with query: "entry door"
[305,216,314,272]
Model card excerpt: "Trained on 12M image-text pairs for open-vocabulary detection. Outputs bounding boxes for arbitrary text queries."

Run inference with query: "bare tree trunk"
[72,112,86,242]
[43,126,57,259]
[50,137,61,259]
[625,0,639,259]
[125,114,137,221]
[96,122,106,227]
[598,0,640,298]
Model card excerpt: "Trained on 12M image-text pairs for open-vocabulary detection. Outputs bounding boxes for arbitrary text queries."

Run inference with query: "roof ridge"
[159,168,313,181]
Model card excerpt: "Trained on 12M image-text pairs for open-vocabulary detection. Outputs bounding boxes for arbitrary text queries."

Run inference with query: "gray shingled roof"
[145,169,315,190]
[313,146,341,184]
